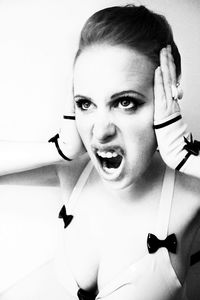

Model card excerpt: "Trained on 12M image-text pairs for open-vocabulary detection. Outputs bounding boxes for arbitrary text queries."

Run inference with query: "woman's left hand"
[153,46,189,171]
[154,46,182,122]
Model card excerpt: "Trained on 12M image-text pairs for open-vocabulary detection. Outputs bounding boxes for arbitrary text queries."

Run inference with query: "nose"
[92,114,116,143]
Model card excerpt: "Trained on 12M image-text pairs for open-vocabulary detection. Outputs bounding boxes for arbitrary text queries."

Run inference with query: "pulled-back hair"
[74,5,181,79]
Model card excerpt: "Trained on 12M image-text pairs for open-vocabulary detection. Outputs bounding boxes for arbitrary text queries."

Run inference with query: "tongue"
[103,155,122,169]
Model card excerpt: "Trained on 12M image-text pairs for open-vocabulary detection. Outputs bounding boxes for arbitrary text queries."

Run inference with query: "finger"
[167,46,184,100]
[154,66,167,119]
[154,66,165,101]
[167,45,178,100]
[167,45,177,87]
[160,47,173,104]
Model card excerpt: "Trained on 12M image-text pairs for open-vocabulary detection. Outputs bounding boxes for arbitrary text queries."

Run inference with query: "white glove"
[57,113,86,160]
[49,90,86,160]
[154,46,200,178]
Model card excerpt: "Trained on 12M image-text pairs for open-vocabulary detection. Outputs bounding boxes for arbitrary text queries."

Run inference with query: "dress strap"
[155,167,175,239]
[65,160,93,213]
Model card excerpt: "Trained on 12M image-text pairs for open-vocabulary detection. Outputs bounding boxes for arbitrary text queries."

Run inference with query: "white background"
[0,0,200,298]
[0,0,200,141]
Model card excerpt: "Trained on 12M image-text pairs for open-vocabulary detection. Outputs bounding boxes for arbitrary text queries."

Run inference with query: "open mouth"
[96,149,123,174]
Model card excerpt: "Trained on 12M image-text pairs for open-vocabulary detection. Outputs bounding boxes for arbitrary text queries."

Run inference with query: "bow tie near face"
[58,205,73,228]
[147,233,177,254]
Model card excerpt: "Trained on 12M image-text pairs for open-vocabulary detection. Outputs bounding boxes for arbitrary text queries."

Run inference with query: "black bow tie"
[147,233,177,254]
[77,288,96,300]
[183,134,200,156]
[58,205,73,228]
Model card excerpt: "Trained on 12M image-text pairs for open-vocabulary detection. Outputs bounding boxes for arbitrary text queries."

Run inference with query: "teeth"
[105,152,113,158]
[102,165,116,174]
[111,152,118,158]
[97,150,118,158]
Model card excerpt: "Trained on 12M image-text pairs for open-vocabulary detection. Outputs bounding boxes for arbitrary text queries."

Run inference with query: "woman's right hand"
[57,92,86,160]
[58,114,86,160]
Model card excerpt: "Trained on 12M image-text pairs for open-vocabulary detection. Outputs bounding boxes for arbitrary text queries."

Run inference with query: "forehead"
[73,45,155,98]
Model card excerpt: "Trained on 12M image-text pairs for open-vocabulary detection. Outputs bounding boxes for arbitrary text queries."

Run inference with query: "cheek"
[75,114,91,145]
[125,122,155,149]
[123,108,156,154]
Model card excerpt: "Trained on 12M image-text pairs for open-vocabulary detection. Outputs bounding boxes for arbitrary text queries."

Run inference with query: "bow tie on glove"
[147,233,177,254]
[58,205,73,228]
[183,134,200,156]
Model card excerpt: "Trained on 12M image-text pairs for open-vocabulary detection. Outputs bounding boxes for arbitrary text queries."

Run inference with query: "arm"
[154,46,200,178]
[0,91,85,176]
[0,140,62,176]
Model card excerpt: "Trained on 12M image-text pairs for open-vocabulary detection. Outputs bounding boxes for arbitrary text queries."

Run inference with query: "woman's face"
[73,45,157,189]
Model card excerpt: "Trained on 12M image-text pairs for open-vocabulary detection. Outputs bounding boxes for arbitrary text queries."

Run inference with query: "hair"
[74,5,181,79]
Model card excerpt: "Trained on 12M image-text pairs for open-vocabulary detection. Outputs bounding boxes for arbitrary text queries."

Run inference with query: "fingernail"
[156,66,161,73]
[167,45,171,52]
[162,48,167,54]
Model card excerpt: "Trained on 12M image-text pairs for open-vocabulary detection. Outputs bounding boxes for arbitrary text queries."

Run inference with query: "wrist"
[154,114,189,169]
[48,134,72,161]
[154,112,182,129]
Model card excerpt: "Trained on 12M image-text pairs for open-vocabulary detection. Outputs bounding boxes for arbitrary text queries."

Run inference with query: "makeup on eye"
[74,91,145,112]
[75,98,94,111]
[112,95,143,111]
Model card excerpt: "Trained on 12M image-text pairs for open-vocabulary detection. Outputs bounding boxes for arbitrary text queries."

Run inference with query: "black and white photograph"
[0,0,200,299]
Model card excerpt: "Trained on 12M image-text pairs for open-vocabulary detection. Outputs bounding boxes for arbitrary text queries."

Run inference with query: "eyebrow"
[111,90,145,99]
[74,89,146,101]
[74,94,92,101]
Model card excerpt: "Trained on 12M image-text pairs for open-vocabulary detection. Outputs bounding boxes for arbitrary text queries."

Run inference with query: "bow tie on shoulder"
[58,205,73,228]
[77,288,96,300]
[147,233,177,254]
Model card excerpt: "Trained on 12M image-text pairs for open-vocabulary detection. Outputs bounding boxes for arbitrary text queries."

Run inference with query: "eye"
[75,99,94,111]
[119,98,134,108]
[115,96,138,111]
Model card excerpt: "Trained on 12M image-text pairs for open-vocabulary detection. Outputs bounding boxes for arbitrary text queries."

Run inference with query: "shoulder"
[175,171,200,200]
[173,170,200,216]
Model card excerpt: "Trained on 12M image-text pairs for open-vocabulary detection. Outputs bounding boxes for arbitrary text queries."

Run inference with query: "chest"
[60,182,161,290]
[59,173,199,293]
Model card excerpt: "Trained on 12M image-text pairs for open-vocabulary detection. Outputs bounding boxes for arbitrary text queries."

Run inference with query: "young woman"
[1,5,200,300]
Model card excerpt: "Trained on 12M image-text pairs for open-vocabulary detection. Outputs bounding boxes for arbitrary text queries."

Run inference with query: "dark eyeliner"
[113,95,141,111]
[75,98,93,111]
[75,98,85,108]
